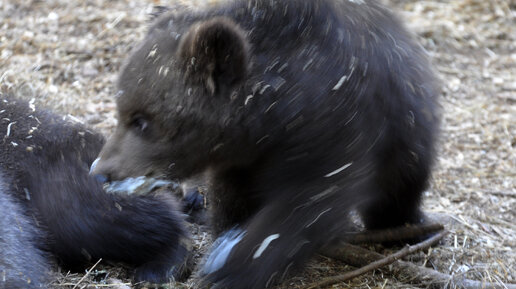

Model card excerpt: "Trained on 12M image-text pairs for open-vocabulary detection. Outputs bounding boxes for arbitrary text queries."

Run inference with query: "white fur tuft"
[202,228,246,274]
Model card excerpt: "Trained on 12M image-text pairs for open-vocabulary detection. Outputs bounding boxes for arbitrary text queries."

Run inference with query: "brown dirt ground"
[0,0,514,288]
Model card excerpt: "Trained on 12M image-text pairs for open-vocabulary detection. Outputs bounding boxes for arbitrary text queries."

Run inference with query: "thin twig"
[72,258,102,289]
[315,231,516,289]
[345,223,444,244]
[304,231,446,289]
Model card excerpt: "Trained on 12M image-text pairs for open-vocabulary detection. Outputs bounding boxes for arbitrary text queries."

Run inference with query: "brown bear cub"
[0,95,190,287]
[92,0,440,288]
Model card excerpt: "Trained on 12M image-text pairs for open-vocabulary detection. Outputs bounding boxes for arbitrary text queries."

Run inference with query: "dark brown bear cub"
[0,95,190,287]
[92,0,440,288]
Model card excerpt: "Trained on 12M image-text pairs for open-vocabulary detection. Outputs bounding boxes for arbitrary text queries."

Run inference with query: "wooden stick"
[71,258,102,289]
[310,231,516,289]
[345,223,444,244]
[303,230,446,289]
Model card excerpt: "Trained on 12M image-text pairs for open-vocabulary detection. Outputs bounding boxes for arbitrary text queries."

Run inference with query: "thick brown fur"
[93,0,441,288]
[0,94,191,286]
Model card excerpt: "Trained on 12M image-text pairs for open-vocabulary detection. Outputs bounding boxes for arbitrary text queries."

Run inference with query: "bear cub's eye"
[130,114,150,133]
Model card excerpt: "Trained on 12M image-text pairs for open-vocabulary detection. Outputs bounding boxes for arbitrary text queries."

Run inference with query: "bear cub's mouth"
[90,157,177,196]
[103,176,177,196]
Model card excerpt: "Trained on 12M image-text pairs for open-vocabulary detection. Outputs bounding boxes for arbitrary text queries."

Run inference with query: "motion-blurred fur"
[0,95,190,286]
[93,0,440,287]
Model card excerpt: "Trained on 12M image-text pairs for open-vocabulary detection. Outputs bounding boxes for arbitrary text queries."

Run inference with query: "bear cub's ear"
[178,17,249,95]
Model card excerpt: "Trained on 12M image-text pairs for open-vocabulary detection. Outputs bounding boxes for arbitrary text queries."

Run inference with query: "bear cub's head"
[92,17,250,181]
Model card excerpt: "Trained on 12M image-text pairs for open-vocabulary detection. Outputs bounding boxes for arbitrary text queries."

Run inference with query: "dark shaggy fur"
[92,0,441,288]
[0,95,190,286]
[0,176,50,289]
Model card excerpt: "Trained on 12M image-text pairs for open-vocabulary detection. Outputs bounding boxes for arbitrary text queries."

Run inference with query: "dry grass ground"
[0,0,514,288]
